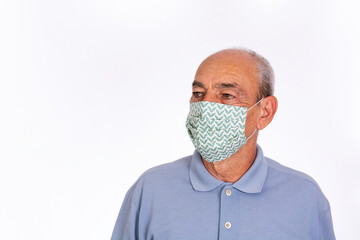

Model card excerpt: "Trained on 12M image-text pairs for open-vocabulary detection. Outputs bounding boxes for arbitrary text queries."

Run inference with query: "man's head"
[191,48,274,103]
[190,48,278,140]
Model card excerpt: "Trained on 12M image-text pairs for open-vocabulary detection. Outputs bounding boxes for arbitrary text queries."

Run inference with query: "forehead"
[194,52,259,96]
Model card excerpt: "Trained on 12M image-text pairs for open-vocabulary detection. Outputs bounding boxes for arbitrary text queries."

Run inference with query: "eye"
[222,93,234,100]
[193,92,204,98]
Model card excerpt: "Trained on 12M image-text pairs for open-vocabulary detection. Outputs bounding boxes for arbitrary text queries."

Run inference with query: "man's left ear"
[256,96,278,130]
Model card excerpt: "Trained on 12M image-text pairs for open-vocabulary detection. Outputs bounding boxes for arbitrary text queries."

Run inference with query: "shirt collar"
[189,144,268,193]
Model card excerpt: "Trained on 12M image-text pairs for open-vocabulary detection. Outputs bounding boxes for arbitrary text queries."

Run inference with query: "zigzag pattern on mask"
[186,101,248,162]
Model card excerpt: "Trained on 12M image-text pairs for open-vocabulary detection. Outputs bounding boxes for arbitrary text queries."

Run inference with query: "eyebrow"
[192,80,247,97]
[192,81,240,89]
[192,81,204,88]
[215,82,239,89]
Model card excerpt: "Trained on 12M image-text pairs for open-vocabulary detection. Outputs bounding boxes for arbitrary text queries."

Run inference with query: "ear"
[256,96,278,130]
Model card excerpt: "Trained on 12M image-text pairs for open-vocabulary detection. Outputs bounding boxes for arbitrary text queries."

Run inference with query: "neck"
[202,140,258,183]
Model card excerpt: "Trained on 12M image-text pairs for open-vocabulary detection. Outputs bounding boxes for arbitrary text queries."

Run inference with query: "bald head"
[196,48,274,101]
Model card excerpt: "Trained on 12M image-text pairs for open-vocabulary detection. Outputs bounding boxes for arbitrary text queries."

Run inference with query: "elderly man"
[111,48,335,240]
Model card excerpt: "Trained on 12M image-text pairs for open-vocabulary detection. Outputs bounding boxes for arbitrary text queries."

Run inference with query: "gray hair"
[212,48,275,101]
[246,49,275,101]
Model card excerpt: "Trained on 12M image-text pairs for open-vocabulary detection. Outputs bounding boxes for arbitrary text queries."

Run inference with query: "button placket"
[224,188,232,230]
[219,186,235,238]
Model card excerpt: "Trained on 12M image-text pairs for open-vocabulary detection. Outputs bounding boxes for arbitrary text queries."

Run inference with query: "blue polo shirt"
[111,145,335,240]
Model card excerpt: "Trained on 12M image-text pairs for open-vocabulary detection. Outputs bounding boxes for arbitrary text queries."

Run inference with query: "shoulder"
[142,154,192,175]
[265,157,330,212]
[124,154,193,202]
[266,157,320,187]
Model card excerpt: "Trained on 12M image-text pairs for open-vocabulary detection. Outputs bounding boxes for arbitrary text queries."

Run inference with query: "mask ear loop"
[247,97,264,111]
[246,128,258,141]
[245,97,264,141]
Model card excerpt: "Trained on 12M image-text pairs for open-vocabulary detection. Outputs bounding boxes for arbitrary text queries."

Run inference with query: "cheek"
[244,111,259,133]
[190,96,201,103]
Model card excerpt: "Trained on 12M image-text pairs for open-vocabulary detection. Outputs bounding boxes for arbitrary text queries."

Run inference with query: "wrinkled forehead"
[196,51,258,78]
[194,52,259,97]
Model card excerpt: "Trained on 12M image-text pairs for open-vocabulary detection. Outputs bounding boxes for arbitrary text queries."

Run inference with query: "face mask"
[186,99,262,163]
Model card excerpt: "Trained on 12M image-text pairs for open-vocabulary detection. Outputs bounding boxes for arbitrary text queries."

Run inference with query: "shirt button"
[225,189,232,196]
[225,222,231,229]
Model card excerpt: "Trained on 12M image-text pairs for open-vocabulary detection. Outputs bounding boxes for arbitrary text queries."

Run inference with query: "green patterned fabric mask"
[186,99,262,163]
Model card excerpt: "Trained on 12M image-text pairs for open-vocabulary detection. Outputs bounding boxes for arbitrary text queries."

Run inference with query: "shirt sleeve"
[319,207,336,240]
[110,190,140,240]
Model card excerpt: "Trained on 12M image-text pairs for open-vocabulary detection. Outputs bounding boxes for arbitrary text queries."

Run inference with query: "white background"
[0,0,359,239]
